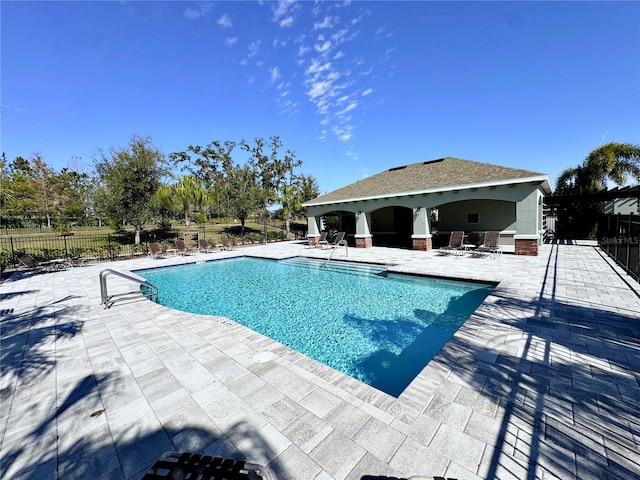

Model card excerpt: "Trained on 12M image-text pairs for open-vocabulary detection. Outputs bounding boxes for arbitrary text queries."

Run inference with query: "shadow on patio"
[432,243,640,479]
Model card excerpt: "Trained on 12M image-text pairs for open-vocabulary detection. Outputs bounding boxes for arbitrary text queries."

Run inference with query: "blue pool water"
[138,257,494,397]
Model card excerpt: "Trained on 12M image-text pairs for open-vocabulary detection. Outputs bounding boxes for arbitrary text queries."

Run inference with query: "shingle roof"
[305,157,550,206]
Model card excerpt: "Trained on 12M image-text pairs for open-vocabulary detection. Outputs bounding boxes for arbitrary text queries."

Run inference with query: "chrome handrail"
[99,268,158,309]
[322,241,348,267]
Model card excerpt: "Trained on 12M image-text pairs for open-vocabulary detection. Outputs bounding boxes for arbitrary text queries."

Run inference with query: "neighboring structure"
[603,185,640,215]
[303,157,551,256]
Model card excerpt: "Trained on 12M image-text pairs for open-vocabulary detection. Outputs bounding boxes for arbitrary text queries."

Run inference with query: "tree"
[279,174,320,235]
[240,136,302,213]
[30,155,57,228]
[154,184,177,229]
[296,174,320,217]
[94,136,168,244]
[55,168,92,226]
[4,156,40,224]
[172,175,206,230]
[170,136,309,237]
[555,142,640,238]
[170,141,235,185]
[220,164,261,236]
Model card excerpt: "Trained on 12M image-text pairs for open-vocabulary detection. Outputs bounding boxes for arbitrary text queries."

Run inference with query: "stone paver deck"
[1,241,639,479]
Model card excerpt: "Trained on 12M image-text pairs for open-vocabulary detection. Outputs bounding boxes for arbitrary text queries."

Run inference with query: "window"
[467,212,479,224]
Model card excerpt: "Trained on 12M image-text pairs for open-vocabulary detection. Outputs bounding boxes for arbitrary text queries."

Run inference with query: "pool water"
[138,257,494,397]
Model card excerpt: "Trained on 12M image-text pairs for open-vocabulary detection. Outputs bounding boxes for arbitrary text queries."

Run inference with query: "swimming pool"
[137,257,494,397]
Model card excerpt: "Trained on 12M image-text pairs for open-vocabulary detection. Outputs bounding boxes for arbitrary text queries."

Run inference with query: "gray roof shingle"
[305,157,549,205]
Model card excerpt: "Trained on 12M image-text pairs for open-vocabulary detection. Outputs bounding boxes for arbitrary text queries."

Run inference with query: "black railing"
[597,214,640,282]
[0,231,180,271]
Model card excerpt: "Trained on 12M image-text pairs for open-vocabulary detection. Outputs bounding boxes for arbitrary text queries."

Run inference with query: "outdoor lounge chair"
[327,231,347,248]
[219,234,233,251]
[314,231,329,248]
[478,230,502,258]
[198,238,217,253]
[17,252,71,271]
[148,242,166,259]
[174,239,192,255]
[142,451,272,480]
[17,252,42,270]
[440,231,464,255]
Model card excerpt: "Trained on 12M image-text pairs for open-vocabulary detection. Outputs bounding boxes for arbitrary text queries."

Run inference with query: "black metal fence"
[0,230,180,271]
[0,224,308,273]
[597,214,640,282]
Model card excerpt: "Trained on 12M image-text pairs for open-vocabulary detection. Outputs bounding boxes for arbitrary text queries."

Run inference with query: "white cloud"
[333,125,353,142]
[183,3,213,19]
[298,45,311,56]
[225,37,237,46]
[270,67,281,84]
[338,101,358,116]
[218,14,232,28]
[305,59,331,75]
[272,0,291,19]
[362,88,373,96]
[306,79,333,100]
[314,40,332,53]
[314,16,335,30]
[248,41,261,58]
[272,0,297,26]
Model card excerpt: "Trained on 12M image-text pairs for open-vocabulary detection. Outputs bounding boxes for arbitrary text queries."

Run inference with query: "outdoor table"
[462,243,477,254]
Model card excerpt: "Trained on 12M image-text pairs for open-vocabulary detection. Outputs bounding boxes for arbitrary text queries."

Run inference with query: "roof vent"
[388,165,407,172]
[423,158,445,165]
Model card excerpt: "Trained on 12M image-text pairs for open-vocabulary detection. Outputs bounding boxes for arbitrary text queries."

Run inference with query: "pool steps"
[281,257,388,278]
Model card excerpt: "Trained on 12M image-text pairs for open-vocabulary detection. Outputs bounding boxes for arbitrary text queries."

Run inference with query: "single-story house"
[303,157,552,255]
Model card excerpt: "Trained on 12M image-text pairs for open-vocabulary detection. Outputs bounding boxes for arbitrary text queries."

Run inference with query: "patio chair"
[327,231,347,248]
[478,230,502,258]
[16,252,42,270]
[440,231,464,255]
[312,231,328,248]
[17,252,71,271]
[174,238,192,255]
[142,451,272,480]
[198,238,217,253]
[219,234,233,251]
[148,242,166,259]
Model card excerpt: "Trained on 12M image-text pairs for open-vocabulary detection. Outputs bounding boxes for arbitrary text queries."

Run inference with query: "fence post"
[108,234,112,261]
[9,237,15,269]
[626,215,631,273]
[63,235,68,258]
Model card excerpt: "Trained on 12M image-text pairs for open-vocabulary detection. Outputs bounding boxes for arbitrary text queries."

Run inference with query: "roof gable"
[305,157,550,206]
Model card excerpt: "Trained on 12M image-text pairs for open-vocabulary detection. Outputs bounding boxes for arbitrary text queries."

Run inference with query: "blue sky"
[2,1,639,194]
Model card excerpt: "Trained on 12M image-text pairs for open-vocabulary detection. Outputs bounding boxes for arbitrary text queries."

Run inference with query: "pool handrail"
[99,268,158,309]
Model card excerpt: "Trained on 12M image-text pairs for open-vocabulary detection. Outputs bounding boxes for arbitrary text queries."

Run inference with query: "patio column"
[306,215,322,246]
[354,211,372,248]
[515,192,541,255]
[412,207,432,251]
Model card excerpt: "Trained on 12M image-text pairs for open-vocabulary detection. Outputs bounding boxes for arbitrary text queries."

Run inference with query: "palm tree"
[557,142,640,193]
[555,142,640,239]
[173,175,205,230]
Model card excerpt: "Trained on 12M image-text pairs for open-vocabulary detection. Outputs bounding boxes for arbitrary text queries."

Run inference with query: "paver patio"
[1,240,639,479]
